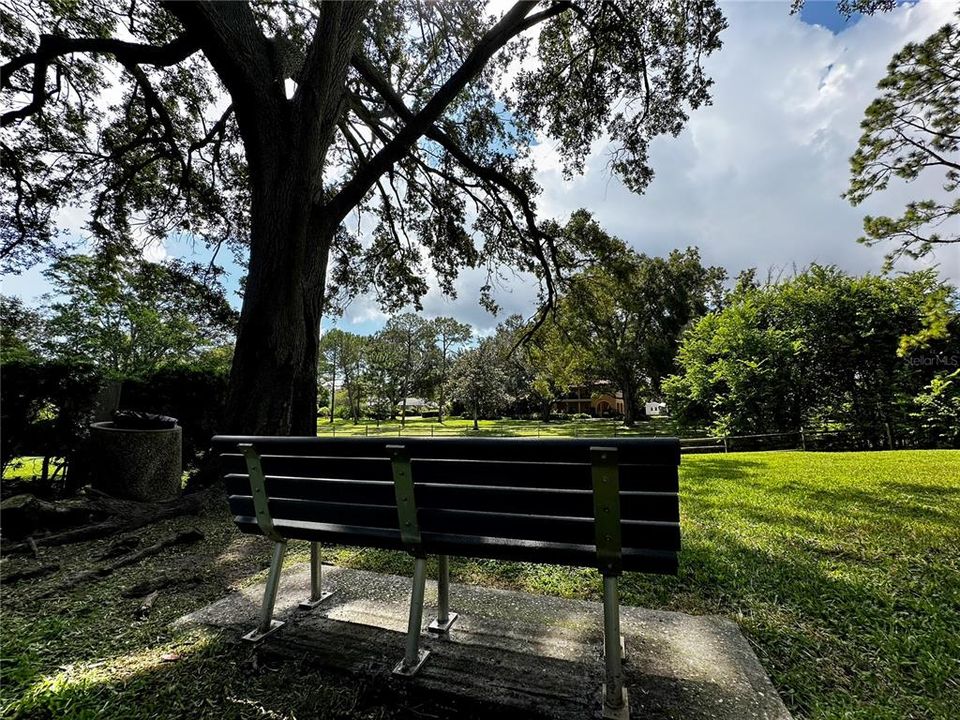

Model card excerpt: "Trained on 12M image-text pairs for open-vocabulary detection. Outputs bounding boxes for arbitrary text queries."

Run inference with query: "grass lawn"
[316,414,686,437]
[1,450,957,719]
[1,457,59,482]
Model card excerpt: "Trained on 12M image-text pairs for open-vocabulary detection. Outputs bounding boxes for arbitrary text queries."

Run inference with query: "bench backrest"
[213,436,681,575]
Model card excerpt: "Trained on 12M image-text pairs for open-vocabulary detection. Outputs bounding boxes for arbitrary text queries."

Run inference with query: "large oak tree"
[2,0,726,434]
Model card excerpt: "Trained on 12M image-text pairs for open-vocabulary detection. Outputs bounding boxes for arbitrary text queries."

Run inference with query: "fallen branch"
[3,489,215,553]
[135,590,160,619]
[36,528,205,599]
[97,535,142,560]
[1,562,60,584]
[122,571,203,598]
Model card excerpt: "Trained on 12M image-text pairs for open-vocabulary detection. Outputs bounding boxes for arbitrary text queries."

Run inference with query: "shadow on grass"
[0,499,277,704]
[5,613,778,720]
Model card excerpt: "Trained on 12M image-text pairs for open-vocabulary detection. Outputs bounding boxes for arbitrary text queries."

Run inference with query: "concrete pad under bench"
[177,563,791,720]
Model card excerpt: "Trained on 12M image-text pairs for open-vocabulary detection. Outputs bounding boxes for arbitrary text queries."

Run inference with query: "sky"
[3,0,958,337]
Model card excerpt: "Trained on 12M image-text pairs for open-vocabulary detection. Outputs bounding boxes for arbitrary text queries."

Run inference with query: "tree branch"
[2,33,200,125]
[326,0,572,223]
[349,50,562,296]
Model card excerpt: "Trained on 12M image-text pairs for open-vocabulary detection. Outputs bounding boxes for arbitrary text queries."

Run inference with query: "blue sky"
[3,1,957,338]
[799,0,865,32]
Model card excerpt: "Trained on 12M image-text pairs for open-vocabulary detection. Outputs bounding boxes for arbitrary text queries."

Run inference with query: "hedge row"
[1,360,228,490]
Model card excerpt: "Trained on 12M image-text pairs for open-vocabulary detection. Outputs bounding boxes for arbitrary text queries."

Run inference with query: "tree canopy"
[845,12,959,265]
[1,0,727,433]
[40,253,237,378]
[664,265,960,443]
[535,211,725,424]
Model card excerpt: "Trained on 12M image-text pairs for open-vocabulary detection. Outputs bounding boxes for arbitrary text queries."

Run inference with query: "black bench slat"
[232,517,678,574]
[418,484,679,522]
[225,474,398,506]
[229,496,679,548]
[225,475,679,523]
[220,456,678,493]
[220,454,393,481]
[423,534,679,575]
[229,496,400,529]
[213,435,680,465]
[419,509,680,549]
[234,516,403,550]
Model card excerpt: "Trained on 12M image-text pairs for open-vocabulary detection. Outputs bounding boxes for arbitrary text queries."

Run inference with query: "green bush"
[120,366,229,469]
[0,359,105,492]
[910,369,960,448]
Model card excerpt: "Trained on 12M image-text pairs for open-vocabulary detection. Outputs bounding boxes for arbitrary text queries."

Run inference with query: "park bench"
[212,435,681,720]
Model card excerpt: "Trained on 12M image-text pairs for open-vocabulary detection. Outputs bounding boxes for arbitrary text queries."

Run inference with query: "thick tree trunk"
[329,360,336,423]
[622,380,637,426]
[227,174,334,435]
[541,399,552,422]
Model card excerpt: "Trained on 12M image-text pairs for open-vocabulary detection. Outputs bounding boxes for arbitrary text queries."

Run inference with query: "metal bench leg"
[428,554,458,634]
[243,541,287,643]
[393,556,431,676]
[601,574,629,719]
[299,542,335,610]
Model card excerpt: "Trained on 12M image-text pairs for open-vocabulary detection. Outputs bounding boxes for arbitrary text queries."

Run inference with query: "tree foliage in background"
[909,368,960,448]
[40,254,237,378]
[1,0,727,435]
[380,313,434,426]
[0,359,104,486]
[542,212,725,425]
[845,12,959,265]
[523,314,585,420]
[665,265,960,444]
[448,339,509,430]
[318,328,367,424]
[362,330,405,422]
[0,294,45,362]
[430,317,473,423]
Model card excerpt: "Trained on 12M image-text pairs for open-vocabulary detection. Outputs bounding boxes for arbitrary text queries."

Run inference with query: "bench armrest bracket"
[388,445,422,554]
[238,443,283,543]
[591,446,622,575]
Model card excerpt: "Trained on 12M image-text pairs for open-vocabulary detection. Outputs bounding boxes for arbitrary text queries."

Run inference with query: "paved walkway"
[178,563,791,719]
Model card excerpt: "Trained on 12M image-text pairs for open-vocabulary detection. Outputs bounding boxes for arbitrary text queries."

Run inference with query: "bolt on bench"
[213,436,681,720]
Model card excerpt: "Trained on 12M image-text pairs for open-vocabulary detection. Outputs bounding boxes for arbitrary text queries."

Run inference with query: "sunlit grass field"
[2,450,957,719]
[1,457,51,481]
[315,414,684,437]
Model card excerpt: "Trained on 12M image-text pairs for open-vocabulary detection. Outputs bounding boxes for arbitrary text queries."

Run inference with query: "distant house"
[553,382,625,417]
[645,401,668,417]
[552,383,668,418]
[403,397,436,413]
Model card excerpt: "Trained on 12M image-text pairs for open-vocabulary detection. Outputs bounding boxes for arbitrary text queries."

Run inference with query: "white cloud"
[527,0,958,282]
[337,0,958,335]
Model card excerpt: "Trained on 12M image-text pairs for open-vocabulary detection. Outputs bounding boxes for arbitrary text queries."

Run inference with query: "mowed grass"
[333,450,960,719]
[1,457,55,481]
[1,450,957,719]
[316,414,685,437]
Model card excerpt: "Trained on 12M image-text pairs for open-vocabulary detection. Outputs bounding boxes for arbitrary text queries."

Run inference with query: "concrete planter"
[89,421,182,501]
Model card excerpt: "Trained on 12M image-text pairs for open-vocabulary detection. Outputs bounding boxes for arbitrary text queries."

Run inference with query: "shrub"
[910,369,960,448]
[0,359,105,493]
[120,366,228,470]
